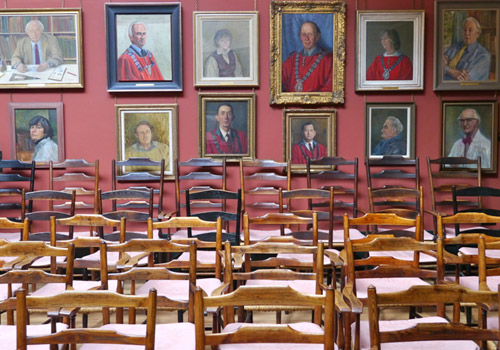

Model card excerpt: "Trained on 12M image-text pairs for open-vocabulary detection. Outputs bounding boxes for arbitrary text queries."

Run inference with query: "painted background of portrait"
[116,14,172,80]
[368,107,409,156]
[443,104,493,155]
[281,13,333,63]
[200,20,251,77]
[119,110,173,173]
[365,21,414,73]
[14,108,59,162]
[442,9,497,81]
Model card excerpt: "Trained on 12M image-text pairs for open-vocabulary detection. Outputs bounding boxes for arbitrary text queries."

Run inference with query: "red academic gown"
[282,50,333,92]
[366,54,413,80]
[117,47,164,81]
[206,128,248,154]
[291,142,327,164]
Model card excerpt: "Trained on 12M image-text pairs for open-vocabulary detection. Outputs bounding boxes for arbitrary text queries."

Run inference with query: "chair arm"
[335,290,351,313]
[232,252,244,269]
[158,210,178,220]
[324,250,343,267]
[343,283,363,313]
[210,282,231,296]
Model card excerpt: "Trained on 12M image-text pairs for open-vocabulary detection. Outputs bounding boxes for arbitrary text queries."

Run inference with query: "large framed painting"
[0,9,83,89]
[434,1,500,90]
[283,109,336,173]
[365,103,415,159]
[193,11,259,87]
[115,104,178,179]
[105,3,182,92]
[9,102,65,164]
[442,101,497,174]
[198,92,255,161]
[356,10,424,91]
[269,1,346,105]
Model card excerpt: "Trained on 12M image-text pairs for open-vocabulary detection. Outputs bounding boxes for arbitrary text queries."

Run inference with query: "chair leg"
[177,310,184,322]
[276,311,281,324]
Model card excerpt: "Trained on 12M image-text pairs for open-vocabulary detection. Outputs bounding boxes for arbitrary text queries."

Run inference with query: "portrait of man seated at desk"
[11,20,63,73]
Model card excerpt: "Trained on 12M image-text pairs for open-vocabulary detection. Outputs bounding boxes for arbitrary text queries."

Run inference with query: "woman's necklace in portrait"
[381,54,404,80]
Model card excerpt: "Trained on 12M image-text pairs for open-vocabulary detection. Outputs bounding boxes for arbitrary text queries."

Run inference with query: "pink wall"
[1,0,498,226]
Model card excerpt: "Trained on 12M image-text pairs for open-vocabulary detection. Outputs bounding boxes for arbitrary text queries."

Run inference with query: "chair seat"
[219,322,335,350]
[369,251,436,263]
[320,228,365,242]
[245,279,318,295]
[137,278,221,302]
[32,280,119,296]
[355,277,430,299]
[240,228,292,242]
[378,226,434,241]
[79,322,195,350]
[356,316,479,350]
[459,247,500,258]
[448,275,500,291]
[0,322,67,350]
[0,232,22,242]
[77,250,148,267]
[0,283,22,301]
[276,251,338,266]
[170,228,227,240]
[175,250,216,265]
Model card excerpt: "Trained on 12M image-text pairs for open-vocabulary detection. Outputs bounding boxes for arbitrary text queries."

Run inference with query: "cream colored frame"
[270,1,346,105]
[193,11,259,87]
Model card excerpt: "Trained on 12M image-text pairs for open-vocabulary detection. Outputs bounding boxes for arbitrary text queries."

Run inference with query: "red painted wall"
[1,0,498,228]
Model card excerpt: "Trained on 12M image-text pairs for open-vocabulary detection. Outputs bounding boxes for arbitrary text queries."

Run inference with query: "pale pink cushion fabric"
[377,226,434,241]
[356,317,479,350]
[276,251,337,265]
[32,280,118,296]
[453,275,500,291]
[369,251,436,263]
[219,322,335,350]
[245,279,318,295]
[355,278,430,299]
[241,228,292,242]
[175,250,215,265]
[137,278,221,302]
[486,316,499,330]
[459,247,500,259]
[322,228,365,242]
[0,232,22,241]
[79,322,195,350]
[78,250,148,267]
[0,322,67,350]
[170,228,227,240]
[0,283,22,300]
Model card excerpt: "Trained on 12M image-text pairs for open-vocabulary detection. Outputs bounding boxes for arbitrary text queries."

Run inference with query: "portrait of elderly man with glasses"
[448,108,491,168]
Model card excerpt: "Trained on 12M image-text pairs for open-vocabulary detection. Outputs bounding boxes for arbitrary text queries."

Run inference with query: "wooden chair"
[239,159,290,214]
[183,188,241,245]
[342,213,439,350]
[174,158,226,217]
[365,284,500,350]
[112,157,165,219]
[195,285,337,350]
[452,186,500,237]
[0,159,35,221]
[365,155,420,191]
[49,158,99,212]
[306,156,359,219]
[427,156,481,237]
[0,216,29,242]
[21,189,76,241]
[98,188,155,240]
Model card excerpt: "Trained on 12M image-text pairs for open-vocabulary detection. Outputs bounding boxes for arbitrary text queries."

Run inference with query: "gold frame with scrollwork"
[269,1,345,105]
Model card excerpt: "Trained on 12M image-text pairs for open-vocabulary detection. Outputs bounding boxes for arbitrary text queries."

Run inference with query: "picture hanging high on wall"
[9,102,65,164]
[434,0,500,90]
[105,3,182,92]
[193,11,259,87]
[0,9,83,89]
[269,1,346,105]
[116,104,178,179]
[356,10,425,91]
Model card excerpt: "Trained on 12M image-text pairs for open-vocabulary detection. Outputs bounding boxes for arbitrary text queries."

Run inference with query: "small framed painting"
[9,102,65,164]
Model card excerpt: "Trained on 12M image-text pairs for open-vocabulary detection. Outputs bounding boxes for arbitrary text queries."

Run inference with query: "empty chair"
[195,285,337,350]
[49,158,99,212]
[0,159,35,221]
[0,216,29,242]
[365,155,420,191]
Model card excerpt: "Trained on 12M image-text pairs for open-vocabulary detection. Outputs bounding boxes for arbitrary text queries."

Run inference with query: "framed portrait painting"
[193,11,259,87]
[269,1,346,105]
[9,102,64,164]
[105,3,182,92]
[441,101,497,174]
[365,103,415,159]
[434,1,500,91]
[356,10,424,91]
[0,9,83,89]
[115,104,178,179]
[198,92,255,161]
[284,109,336,173]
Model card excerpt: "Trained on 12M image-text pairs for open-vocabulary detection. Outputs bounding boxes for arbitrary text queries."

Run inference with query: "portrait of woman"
[204,28,243,78]
[28,115,59,162]
[366,29,413,81]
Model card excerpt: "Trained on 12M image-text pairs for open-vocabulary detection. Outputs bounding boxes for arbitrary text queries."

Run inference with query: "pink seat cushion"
[79,322,195,350]
[275,251,337,265]
[356,317,479,350]
[377,227,434,241]
[459,247,500,259]
[175,250,215,265]
[219,322,334,350]
[0,322,67,350]
[245,279,318,295]
[454,275,500,291]
[0,232,22,241]
[137,278,221,302]
[0,283,21,300]
[322,228,365,242]
[170,228,227,240]
[369,251,436,263]
[32,280,118,296]
[241,228,292,242]
[78,251,148,267]
[355,278,430,299]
